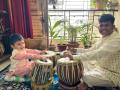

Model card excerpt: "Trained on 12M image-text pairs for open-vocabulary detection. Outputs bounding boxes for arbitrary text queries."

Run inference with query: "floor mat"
[0,65,60,90]
[0,81,31,90]
[0,60,10,72]
[0,65,32,90]
[0,65,119,90]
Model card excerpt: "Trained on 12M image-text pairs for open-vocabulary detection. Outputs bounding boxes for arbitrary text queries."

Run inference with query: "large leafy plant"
[90,0,109,9]
[65,25,79,43]
[79,22,95,48]
[48,16,63,45]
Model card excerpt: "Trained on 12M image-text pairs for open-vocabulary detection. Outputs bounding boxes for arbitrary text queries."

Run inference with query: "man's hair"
[9,33,24,45]
[99,14,115,24]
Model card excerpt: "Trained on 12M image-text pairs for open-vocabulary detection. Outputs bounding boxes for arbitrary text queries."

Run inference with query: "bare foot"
[77,82,88,90]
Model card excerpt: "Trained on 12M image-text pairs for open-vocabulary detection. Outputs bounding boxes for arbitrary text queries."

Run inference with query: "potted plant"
[48,16,63,51]
[90,0,96,9]
[79,22,95,48]
[91,0,109,9]
[106,1,118,9]
[80,33,91,48]
[66,25,79,49]
[57,36,67,51]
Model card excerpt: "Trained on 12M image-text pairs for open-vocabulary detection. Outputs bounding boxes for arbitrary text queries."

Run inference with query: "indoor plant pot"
[67,42,79,49]
[57,44,67,51]
[48,44,56,51]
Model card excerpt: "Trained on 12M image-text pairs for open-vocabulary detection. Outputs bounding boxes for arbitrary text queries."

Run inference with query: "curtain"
[0,0,10,32]
[7,0,33,38]
[0,0,12,54]
[0,0,33,54]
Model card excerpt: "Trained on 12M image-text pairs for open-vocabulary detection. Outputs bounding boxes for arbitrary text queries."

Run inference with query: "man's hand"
[69,48,77,55]
[63,51,73,60]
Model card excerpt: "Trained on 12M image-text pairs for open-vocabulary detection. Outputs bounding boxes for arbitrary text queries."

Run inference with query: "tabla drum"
[57,58,84,87]
[0,42,4,57]
[42,51,56,58]
[30,59,53,85]
[42,51,57,67]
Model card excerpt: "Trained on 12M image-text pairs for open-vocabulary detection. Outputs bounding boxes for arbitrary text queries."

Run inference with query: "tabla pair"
[30,51,83,90]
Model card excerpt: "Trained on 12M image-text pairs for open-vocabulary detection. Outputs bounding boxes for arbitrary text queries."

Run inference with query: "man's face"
[99,21,114,37]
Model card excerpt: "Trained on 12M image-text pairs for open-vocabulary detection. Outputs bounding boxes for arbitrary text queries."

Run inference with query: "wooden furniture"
[0,54,10,63]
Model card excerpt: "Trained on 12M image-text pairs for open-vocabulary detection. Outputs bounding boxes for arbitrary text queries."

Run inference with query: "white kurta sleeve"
[73,37,120,61]
[76,40,101,54]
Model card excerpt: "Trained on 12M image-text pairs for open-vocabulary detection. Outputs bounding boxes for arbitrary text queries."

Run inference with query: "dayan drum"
[57,58,84,87]
[42,51,56,67]
[31,59,53,85]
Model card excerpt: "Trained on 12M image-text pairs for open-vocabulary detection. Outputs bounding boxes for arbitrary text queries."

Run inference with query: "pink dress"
[7,49,44,77]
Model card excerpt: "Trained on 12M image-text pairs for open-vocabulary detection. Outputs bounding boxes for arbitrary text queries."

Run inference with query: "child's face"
[11,40,25,50]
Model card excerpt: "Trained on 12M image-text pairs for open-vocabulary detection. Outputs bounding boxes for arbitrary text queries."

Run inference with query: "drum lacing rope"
[33,64,39,82]
[66,63,70,84]
[72,62,76,85]
[77,63,80,82]
[38,66,43,83]
[41,65,45,83]
[61,65,64,82]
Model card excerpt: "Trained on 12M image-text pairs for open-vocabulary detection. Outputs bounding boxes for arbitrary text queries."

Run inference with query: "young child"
[4,33,46,81]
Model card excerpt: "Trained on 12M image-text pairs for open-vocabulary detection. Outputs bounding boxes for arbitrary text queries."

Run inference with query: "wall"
[113,0,120,31]
[27,0,48,48]
[30,0,44,38]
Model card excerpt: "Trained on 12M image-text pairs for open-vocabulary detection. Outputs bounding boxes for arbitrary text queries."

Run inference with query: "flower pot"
[67,42,79,49]
[84,45,91,49]
[57,44,67,51]
[48,45,56,51]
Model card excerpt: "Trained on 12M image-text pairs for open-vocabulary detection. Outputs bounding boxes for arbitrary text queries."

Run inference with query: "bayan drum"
[31,59,53,85]
[57,58,84,87]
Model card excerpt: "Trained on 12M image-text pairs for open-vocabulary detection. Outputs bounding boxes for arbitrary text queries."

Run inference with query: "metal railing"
[48,9,118,41]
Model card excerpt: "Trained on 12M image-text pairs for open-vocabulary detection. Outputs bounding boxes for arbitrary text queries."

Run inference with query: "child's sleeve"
[13,52,44,60]
[26,49,41,54]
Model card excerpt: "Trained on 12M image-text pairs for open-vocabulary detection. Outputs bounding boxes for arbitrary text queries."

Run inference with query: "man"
[64,14,120,87]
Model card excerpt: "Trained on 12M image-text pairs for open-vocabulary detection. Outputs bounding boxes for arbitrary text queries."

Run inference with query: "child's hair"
[9,33,24,45]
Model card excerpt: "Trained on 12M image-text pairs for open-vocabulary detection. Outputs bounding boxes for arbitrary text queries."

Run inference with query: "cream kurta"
[73,30,120,86]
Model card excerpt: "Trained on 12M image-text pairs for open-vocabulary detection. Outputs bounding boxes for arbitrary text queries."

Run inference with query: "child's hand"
[39,56,48,62]
[40,56,47,60]
[40,50,47,54]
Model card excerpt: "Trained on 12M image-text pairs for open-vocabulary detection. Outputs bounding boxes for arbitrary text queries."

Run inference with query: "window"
[48,0,116,41]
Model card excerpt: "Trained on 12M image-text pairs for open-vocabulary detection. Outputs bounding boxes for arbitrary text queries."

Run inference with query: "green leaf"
[51,31,55,36]
[53,33,59,38]
[52,20,63,30]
